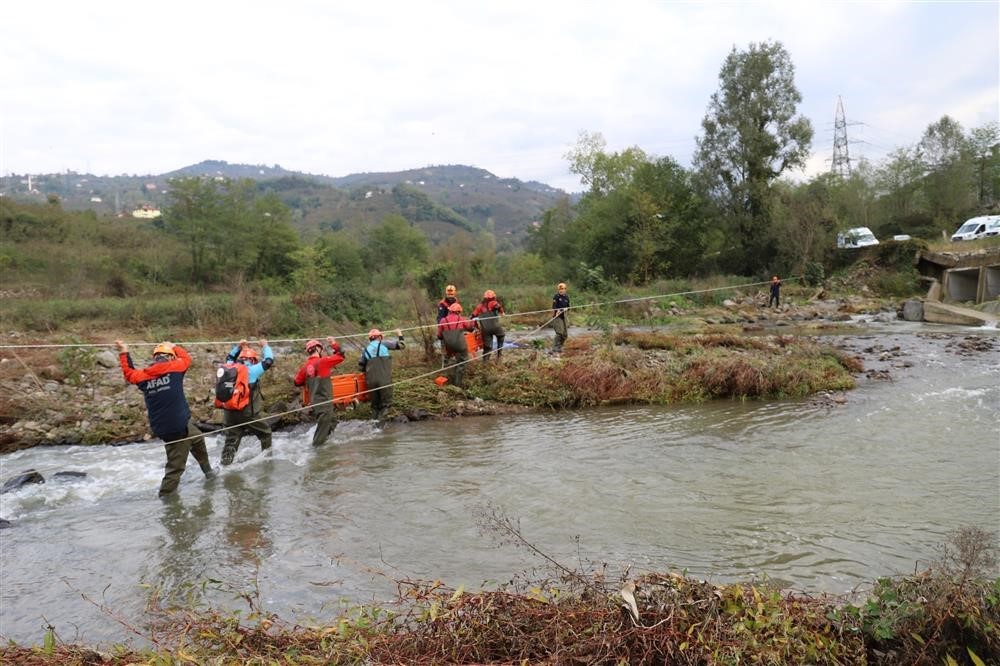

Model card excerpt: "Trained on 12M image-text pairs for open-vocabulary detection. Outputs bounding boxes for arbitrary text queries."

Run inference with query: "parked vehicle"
[984,217,1000,237]
[837,227,879,249]
[950,215,1000,241]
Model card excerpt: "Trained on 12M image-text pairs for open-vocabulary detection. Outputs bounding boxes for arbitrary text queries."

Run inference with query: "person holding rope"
[472,289,505,361]
[115,340,215,497]
[220,339,274,466]
[769,275,782,308]
[437,302,475,388]
[294,337,345,447]
[551,282,570,353]
[359,328,404,423]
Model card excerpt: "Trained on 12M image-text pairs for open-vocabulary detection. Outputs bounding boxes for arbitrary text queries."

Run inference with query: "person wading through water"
[115,340,215,497]
[293,337,345,447]
[219,339,274,465]
[359,328,405,423]
[472,289,505,361]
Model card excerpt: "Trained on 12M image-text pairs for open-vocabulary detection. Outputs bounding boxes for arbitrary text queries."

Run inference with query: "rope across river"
[0,278,795,482]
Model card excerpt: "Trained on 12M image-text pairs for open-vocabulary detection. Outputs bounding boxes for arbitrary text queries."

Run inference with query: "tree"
[361,214,429,278]
[566,131,648,196]
[918,116,975,229]
[693,40,813,275]
[968,121,1000,206]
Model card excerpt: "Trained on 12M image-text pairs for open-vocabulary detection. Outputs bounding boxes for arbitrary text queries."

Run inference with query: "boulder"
[95,351,119,368]
[901,300,924,322]
[52,471,87,481]
[924,301,1000,327]
[1,470,44,494]
[0,518,11,529]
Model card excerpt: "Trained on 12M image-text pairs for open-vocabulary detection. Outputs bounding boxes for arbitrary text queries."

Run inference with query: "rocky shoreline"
[0,294,990,454]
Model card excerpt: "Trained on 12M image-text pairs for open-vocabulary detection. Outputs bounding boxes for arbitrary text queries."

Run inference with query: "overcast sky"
[1,1,997,192]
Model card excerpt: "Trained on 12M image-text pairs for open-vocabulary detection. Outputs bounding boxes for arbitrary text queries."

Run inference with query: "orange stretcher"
[302,372,370,407]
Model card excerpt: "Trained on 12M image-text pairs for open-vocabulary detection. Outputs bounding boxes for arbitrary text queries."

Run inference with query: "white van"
[837,227,879,249]
[984,216,1000,237]
[950,215,1000,241]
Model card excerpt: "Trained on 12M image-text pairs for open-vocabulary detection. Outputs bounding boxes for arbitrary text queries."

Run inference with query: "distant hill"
[0,160,572,246]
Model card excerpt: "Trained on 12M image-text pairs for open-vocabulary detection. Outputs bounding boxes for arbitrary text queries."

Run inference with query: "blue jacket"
[227,344,274,385]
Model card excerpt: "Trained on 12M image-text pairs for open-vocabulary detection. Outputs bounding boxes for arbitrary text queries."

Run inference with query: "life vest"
[214,362,251,411]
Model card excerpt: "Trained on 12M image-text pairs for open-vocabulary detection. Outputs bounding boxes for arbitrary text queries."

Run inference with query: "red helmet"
[448,302,463,313]
[484,289,496,299]
[368,328,383,340]
[305,339,322,354]
[238,347,259,362]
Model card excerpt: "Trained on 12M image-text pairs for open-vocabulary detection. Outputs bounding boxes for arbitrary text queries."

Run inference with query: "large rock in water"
[0,518,11,529]
[1,470,44,494]
[902,299,924,322]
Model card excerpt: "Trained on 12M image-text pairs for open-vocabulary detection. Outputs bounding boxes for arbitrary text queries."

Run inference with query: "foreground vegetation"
[3,526,997,665]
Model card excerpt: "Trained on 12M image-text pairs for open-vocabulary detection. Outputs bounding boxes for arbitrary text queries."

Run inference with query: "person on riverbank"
[438,302,475,387]
[472,289,505,361]
[293,337,345,447]
[769,275,782,308]
[220,339,274,465]
[359,328,405,422]
[436,284,460,323]
[115,340,215,497]
[551,282,570,353]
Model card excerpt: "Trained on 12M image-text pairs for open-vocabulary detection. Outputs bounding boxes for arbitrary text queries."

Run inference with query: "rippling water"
[1,327,998,645]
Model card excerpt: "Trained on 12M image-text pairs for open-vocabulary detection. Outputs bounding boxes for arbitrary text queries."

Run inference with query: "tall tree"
[918,115,975,229]
[694,40,813,275]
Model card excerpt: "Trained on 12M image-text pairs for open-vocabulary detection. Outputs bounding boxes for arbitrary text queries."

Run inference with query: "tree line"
[3,39,996,305]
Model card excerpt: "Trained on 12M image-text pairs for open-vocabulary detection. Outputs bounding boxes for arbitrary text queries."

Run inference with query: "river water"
[1,323,998,645]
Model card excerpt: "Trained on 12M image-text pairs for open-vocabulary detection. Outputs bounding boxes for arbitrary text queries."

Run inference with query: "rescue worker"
[551,282,570,353]
[472,289,505,361]
[437,302,475,387]
[769,275,782,308]
[359,328,405,422]
[293,336,345,447]
[115,340,215,497]
[220,339,274,465]
[436,284,460,323]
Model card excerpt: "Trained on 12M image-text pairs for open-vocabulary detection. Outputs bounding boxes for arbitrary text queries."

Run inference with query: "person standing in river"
[359,328,405,422]
[115,340,215,497]
[551,282,570,353]
[220,339,274,465]
[769,275,782,308]
[293,336,345,447]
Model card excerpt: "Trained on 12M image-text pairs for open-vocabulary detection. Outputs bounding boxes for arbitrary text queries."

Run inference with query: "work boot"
[202,465,217,479]
[220,445,237,466]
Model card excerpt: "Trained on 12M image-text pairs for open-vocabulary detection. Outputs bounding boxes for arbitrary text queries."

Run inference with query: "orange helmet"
[448,302,463,313]
[152,342,175,357]
[305,339,322,354]
[445,284,457,297]
[238,347,259,362]
[368,328,383,340]
[557,282,567,290]
[484,289,496,299]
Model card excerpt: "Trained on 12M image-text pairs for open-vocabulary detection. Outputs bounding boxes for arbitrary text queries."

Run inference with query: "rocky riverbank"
[0,294,969,453]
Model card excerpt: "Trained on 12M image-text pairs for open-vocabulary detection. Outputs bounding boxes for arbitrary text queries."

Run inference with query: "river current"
[1,323,998,645]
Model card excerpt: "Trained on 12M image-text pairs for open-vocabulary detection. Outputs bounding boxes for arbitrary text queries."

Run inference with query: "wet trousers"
[160,420,213,496]
[221,409,272,465]
[312,402,337,447]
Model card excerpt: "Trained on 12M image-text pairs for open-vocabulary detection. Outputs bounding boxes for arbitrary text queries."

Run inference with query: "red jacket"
[293,345,345,386]
[472,298,504,318]
[437,312,475,339]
